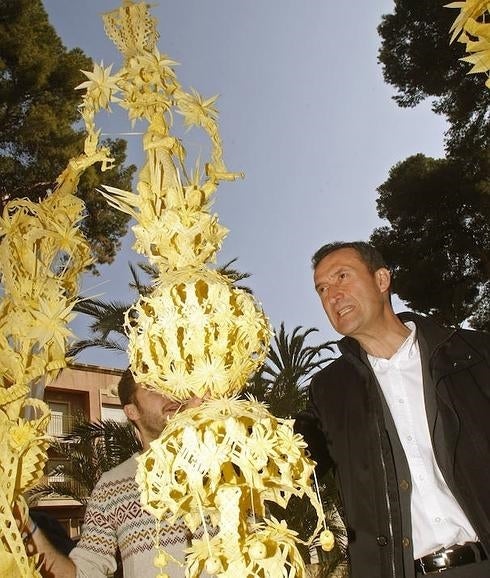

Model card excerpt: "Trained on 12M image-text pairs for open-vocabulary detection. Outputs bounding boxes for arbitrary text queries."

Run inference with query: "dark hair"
[118,367,138,407]
[311,241,387,273]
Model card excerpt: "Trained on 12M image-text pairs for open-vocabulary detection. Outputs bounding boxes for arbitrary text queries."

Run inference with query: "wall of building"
[34,363,126,539]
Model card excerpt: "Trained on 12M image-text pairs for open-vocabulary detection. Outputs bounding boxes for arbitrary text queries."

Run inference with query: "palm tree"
[246,322,337,418]
[30,418,141,504]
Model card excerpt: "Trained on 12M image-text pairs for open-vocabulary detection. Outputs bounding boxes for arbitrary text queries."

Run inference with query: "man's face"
[131,386,182,442]
[313,248,389,340]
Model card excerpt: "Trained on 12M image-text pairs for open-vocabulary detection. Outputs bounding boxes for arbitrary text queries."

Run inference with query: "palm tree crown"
[246,322,337,418]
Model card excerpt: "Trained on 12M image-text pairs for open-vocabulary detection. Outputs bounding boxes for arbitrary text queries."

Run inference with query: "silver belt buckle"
[420,550,450,574]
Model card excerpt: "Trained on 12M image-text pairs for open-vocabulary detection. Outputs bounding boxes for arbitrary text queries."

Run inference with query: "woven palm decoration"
[447,0,490,87]
[0,139,113,573]
[75,2,335,576]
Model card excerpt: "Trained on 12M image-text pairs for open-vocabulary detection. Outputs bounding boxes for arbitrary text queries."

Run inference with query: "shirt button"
[434,517,441,523]
[407,435,413,441]
[402,537,410,548]
[399,479,410,491]
[376,535,388,546]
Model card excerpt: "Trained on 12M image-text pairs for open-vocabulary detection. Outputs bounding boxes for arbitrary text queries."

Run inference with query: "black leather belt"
[415,542,487,574]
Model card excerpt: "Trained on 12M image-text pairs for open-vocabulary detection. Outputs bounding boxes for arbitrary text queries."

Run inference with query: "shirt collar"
[368,321,418,369]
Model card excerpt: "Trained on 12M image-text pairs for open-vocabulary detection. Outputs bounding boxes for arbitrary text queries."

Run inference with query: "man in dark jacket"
[298,241,490,578]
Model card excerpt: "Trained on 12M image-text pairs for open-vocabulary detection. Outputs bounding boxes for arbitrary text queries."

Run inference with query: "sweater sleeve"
[69,475,118,578]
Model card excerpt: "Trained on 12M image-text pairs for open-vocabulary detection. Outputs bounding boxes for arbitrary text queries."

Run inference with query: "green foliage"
[78,138,137,265]
[378,0,490,155]
[376,3,490,332]
[370,153,490,330]
[246,323,336,418]
[0,0,136,265]
[30,417,141,504]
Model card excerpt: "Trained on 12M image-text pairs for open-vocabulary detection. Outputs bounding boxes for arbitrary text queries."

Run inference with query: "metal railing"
[47,413,75,437]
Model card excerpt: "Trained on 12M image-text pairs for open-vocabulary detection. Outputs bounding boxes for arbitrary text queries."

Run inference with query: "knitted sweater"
[70,454,192,578]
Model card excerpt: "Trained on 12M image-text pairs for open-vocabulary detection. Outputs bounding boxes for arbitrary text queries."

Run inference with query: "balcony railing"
[34,462,87,503]
[47,413,76,437]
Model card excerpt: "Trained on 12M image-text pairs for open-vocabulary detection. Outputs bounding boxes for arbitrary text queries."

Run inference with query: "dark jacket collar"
[337,311,455,360]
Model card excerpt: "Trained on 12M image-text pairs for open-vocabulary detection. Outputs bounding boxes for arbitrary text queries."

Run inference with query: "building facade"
[32,363,125,539]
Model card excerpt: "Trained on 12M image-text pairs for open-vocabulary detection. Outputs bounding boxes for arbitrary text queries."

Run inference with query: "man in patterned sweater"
[23,369,202,577]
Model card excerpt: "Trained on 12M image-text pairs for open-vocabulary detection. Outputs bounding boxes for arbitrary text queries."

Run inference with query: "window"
[101,405,127,423]
[47,402,71,436]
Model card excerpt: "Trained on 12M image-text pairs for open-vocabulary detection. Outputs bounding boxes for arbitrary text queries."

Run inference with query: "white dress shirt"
[368,322,478,558]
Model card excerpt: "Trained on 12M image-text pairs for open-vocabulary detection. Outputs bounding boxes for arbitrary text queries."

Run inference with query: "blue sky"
[43,0,448,368]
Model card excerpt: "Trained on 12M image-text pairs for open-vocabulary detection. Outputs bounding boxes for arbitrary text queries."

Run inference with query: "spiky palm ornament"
[86,2,333,576]
[0,136,113,572]
[447,0,490,85]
